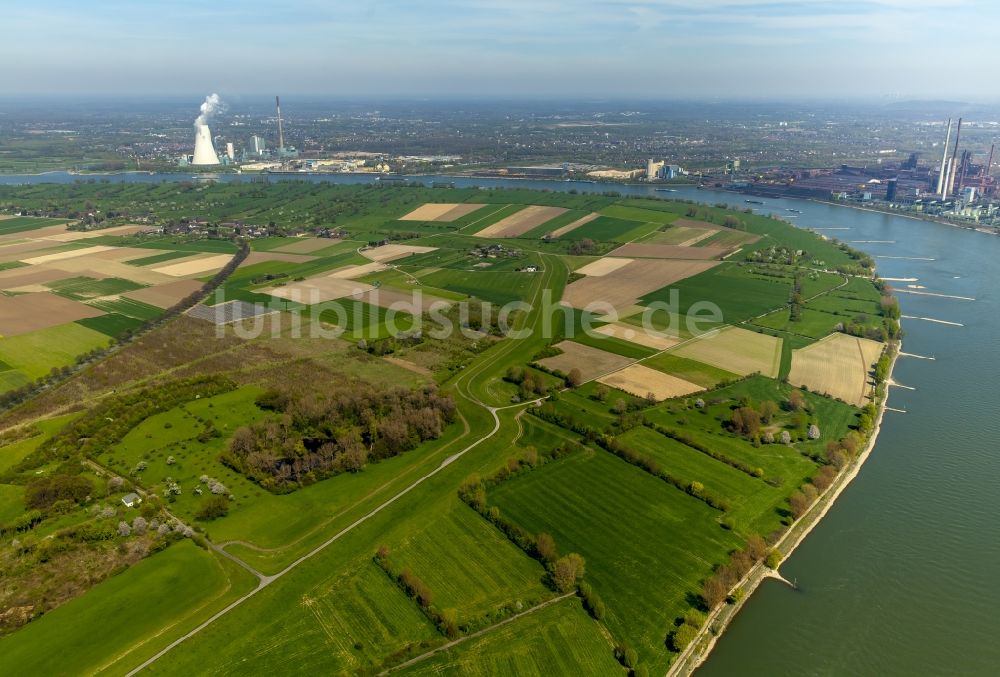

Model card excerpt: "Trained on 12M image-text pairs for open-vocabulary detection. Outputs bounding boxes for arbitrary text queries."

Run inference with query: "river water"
[2,172,996,674]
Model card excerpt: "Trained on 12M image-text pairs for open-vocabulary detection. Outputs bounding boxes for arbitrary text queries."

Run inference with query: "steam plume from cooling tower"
[195,93,222,126]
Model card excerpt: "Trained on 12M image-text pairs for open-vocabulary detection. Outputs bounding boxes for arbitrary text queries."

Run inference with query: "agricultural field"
[386,502,551,625]
[642,352,739,388]
[489,449,743,672]
[597,363,703,400]
[536,341,634,381]
[671,326,782,377]
[788,332,885,406]
[0,183,892,674]
[475,206,568,238]
[562,259,719,311]
[397,598,620,676]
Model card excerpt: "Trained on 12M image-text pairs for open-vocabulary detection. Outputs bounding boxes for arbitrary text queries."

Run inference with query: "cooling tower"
[192,124,219,165]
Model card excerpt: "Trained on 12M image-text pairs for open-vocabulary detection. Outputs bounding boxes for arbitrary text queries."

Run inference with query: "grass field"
[642,352,739,388]
[618,427,787,535]
[489,449,742,671]
[0,414,79,475]
[558,215,655,242]
[599,205,678,225]
[397,597,621,676]
[0,322,109,379]
[753,307,847,339]
[46,275,145,301]
[419,268,536,305]
[0,541,258,676]
[388,501,550,625]
[639,263,791,328]
[87,297,164,321]
[76,312,145,337]
[0,216,69,235]
[125,250,196,267]
[0,484,25,524]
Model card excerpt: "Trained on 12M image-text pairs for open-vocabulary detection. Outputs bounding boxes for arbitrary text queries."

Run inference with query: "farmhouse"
[121,492,142,508]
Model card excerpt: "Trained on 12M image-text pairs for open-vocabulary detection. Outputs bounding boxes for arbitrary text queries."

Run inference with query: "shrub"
[195,495,230,521]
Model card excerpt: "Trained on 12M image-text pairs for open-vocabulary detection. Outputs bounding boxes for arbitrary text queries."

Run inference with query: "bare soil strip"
[273,237,341,254]
[0,292,104,335]
[598,363,703,400]
[594,322,679,350]
[362,244,438,263]
[475,206,569,238]
[562,259,719,311]
[536,340,634,381]
[608,243,730,260]
[151,254,234,277]
[399,203,486,222]
[575,257,634,277]
[124,279,204,309]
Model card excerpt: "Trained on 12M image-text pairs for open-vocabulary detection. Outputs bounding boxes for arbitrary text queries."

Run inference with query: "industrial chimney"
[192,124,219,165]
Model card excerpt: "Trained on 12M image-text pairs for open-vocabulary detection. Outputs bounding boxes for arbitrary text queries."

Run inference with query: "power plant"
[191,93,222,166]
[192,123,219,165]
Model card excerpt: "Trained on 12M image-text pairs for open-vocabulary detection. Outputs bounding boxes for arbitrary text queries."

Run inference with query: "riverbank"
[668,340,900,677]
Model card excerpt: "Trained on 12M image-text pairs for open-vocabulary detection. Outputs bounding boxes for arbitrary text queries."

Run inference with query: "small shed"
[121,492,143,508]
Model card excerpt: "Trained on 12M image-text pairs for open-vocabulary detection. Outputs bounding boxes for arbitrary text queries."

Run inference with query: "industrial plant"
[732,116,997,225]
[179,94,301,169]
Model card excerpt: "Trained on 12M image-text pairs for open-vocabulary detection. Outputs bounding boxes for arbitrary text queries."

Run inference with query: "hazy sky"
[2,0,996,99]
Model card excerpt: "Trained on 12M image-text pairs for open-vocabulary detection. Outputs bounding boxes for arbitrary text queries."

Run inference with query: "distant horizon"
[3,1,997,100]
[1,94,998,107]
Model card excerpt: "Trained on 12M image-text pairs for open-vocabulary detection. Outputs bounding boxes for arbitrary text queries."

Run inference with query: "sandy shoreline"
[668,340,900,676]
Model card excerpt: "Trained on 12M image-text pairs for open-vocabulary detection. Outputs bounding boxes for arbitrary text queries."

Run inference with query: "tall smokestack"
[937,118,952,197]
[947,117,963,196]
[276,96,285,152]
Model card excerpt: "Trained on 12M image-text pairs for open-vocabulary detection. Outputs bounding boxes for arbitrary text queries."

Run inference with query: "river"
[2,171,996,674]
